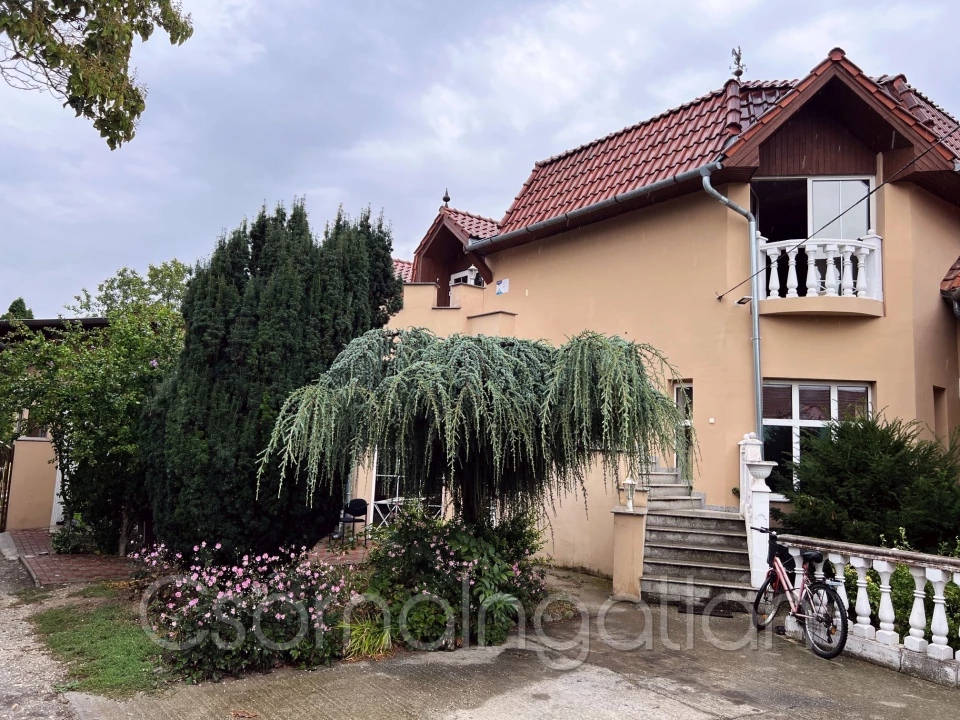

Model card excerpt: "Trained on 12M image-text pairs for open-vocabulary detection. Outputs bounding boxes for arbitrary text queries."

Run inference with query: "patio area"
[5,528,131,586]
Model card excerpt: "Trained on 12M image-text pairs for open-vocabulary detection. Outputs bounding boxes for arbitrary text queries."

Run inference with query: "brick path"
[309,538,368,566]
[8,528,131,586]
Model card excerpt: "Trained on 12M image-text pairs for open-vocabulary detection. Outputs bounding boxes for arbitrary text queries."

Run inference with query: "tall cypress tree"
[144,201,403,555]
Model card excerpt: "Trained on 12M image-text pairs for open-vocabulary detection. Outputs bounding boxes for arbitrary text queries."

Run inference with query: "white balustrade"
[905,565,929,653]
[758,232,882,301]
[777,534,960,685]
[873,559,899,646]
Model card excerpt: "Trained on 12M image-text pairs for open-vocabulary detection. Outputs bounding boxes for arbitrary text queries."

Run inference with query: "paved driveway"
[68,572,957,720]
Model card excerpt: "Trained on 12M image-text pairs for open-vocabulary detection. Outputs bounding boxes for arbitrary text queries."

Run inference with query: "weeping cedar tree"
[144,202,402,555]
[259,329,692,526]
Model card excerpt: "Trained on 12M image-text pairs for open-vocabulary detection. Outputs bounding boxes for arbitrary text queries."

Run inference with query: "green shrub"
[778,415,960,553]
[51,523,97,554]
[365,509,547,648]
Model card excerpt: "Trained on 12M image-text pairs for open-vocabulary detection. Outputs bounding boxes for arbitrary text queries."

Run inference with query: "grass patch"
[29,600,165,698]
[11,586,53,605]
[67,582,120,599]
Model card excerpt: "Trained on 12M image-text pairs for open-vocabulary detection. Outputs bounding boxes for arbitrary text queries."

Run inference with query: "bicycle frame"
[768,554,817,621]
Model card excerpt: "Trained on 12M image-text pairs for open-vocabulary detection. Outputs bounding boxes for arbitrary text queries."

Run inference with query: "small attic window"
[449,267,484,288]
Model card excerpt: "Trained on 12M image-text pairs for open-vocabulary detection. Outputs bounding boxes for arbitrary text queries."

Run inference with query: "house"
[360,49,960,600]
[0,317,108,532]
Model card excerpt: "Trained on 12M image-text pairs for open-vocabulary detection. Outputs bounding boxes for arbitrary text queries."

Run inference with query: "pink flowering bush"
[132,542,361,681]
[366,510,546,647]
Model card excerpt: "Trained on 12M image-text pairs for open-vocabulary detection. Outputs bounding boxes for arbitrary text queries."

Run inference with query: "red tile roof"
[942,257,960,294]
[440,206,499,239]
[493,49,959,237]
[393,258,414,282]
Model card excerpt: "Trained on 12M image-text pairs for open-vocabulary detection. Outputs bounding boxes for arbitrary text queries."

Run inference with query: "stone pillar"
[739,433,776,589]
[611,491,649,602]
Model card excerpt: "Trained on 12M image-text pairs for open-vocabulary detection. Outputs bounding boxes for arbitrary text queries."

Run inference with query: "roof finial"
[731,46,746,79]
[443,188,450,207]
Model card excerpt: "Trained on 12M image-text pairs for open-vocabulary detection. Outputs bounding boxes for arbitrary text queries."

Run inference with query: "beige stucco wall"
[383,178,960,574]
[6,438,57,530]
[909,185,960,441]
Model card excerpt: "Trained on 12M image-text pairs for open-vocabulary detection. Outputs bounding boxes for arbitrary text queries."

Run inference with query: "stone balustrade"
[778,534,960,687]
[759,232,883,301]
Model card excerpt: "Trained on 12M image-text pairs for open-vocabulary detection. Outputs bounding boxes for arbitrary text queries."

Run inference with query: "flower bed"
[132,543,360,681]
[132,512,549,681]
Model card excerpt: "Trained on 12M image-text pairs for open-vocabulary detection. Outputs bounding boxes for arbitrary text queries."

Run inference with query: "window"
[449,267,483,288]
[753,177,872,243]
[675,383,693,480]
[16,410,48,439]
[762,381,870,496]
[753,177,874,299]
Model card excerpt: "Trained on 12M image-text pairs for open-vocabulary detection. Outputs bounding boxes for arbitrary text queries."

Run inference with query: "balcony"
[758,232,883,317]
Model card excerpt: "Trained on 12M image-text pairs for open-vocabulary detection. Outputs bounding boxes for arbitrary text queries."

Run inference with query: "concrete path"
[68,572,956,720]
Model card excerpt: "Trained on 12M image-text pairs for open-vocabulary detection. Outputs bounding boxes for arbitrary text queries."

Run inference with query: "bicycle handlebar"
[751,526,774,534]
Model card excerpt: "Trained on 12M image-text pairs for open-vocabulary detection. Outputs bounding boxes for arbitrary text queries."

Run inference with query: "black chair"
[340,498,368,546]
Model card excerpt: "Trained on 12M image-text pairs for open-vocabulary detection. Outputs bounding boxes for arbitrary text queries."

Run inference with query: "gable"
[756,101,877,177]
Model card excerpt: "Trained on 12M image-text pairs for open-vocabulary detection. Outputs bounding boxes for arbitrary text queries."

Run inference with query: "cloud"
[3,0,960,315]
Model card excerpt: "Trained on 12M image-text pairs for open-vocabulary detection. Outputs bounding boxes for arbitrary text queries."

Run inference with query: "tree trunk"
[118,504,130,558]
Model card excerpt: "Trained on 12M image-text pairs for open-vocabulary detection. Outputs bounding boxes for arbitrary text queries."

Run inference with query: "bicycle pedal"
[774,625,786,636]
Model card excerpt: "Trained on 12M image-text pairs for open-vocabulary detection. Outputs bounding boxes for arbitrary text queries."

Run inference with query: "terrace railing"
[778,534,960,687]
[758,232,883,302]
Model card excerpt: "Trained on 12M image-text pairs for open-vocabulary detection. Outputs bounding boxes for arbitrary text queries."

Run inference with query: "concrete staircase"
[642,467,754,608]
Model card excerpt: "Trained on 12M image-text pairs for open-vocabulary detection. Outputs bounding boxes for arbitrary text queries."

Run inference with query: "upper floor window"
[752,177,872,243]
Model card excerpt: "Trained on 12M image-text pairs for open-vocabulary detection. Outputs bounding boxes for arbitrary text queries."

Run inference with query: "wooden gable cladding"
[756,103,877,177]
[413,220,492,306]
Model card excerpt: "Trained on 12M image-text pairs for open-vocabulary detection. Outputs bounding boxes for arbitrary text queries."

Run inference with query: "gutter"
[466,161,723,254]
[700,168,763,443]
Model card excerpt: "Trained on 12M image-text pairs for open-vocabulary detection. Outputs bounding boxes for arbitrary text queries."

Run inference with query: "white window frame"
[674,382,693,478]
[752,175,876,239]
[807,176,875,240]
[762,380,872,501]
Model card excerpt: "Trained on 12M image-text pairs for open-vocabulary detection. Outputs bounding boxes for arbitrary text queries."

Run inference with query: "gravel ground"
[0,557,75,719]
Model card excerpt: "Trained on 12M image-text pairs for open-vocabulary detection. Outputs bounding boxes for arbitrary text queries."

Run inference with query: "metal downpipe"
[700,168,763,444]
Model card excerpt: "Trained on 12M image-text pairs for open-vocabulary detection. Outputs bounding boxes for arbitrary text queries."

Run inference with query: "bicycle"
[751,526,848,659]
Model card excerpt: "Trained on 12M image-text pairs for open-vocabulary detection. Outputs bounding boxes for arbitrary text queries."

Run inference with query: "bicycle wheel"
[801,582,848,659]
[753,574,785,629]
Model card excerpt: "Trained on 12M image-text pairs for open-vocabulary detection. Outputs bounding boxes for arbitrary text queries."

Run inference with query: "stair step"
[643,558,751,584]
[648,496,704,510]
[644,473,687,485]
[645,510,743,533]
[645,542,748,566]
[641,574,756,607]
[648,483,694,498]
[645,527,748,550]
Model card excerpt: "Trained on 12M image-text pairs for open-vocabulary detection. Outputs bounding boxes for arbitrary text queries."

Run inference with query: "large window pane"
[763,384,792,420]
[799,385,831,421]
[812,180,842,238]
[838,386,868,420]
[839,180,869,239]
[763,425,794,494]
[675,384,693,420]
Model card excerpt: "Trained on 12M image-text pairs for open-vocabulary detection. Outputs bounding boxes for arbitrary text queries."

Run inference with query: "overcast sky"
[1,0,956,317]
